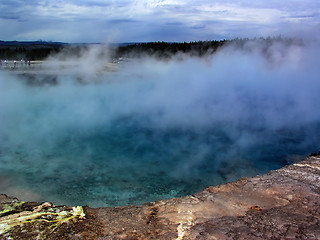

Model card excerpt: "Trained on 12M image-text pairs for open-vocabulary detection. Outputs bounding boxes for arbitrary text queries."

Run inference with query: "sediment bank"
[1,154,320,239]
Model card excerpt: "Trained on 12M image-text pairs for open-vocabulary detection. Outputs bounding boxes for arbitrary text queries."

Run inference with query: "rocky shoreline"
[1,154,320,239]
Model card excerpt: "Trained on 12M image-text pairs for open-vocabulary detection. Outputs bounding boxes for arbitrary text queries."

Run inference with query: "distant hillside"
[0,40,68,46]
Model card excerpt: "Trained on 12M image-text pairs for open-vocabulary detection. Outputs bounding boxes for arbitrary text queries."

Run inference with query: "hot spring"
[1,42,320,207]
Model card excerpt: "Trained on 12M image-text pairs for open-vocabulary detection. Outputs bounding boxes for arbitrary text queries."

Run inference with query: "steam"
[0,39,319,206]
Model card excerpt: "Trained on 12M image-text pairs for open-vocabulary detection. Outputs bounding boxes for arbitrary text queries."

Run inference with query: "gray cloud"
[1,0,320,42]
[0,15,20,20]
[108,18,139,24]
[283,13,320,19]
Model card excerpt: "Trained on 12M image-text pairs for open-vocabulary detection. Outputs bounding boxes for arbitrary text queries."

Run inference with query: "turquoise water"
[1,49,320,207]
[1,112,318,207]
[1,79,318,207]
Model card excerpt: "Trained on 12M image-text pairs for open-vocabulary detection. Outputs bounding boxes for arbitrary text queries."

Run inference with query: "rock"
[1,155,320,239]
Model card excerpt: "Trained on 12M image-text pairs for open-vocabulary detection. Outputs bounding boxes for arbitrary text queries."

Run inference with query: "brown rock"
[1,155,320,239]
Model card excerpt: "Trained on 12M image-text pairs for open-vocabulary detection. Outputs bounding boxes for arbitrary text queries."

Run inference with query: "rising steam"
[0,39,319,206]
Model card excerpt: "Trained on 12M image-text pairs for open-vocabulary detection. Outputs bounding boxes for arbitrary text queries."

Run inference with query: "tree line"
[113,40,227,58]
[0,40,229,60]
[0,37,300,61]
[0,45,62,61]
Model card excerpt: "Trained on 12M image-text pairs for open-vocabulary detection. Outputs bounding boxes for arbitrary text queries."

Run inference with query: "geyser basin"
[1,42,320,207]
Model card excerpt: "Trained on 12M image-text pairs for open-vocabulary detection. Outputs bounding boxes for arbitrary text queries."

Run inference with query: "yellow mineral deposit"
[0,201,85,238]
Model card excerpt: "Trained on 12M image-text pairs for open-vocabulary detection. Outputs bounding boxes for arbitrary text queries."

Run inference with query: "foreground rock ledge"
[1,155,320,239]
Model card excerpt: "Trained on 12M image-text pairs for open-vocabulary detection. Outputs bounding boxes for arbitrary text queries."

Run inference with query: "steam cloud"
[0,39,319,206]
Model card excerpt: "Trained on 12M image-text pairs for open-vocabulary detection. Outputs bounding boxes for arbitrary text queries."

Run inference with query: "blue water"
[1,100,319,207]
[1,49,320,207]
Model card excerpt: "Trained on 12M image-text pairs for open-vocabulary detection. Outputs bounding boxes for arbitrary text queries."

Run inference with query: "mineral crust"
[1,155,320,239]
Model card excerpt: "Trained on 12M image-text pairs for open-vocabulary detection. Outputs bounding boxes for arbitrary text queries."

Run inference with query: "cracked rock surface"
[1,155,320,239]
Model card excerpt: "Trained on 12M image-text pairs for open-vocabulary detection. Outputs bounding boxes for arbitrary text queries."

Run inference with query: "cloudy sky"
[1,0,319,43]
